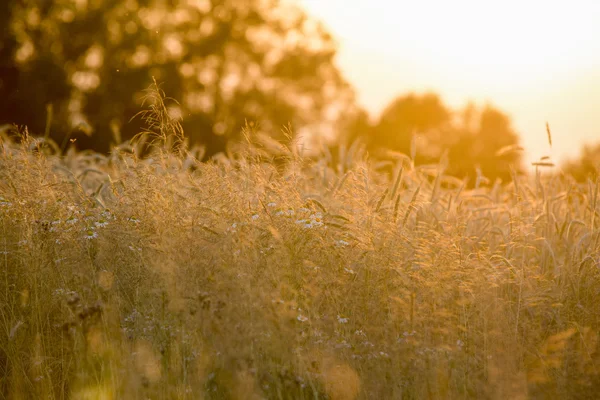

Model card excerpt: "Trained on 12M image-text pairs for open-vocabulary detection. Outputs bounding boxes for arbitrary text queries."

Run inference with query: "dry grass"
[1,99,599,399]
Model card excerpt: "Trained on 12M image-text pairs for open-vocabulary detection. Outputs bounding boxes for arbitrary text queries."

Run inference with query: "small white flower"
[275,210,284,216]
[95,219,109,228]
[337,315,349,324]
[344,267,355,275]
[297,315,309,322]
[267,202,277,207]
[457,340,464,347]
[128,216,140,224]
[336,239,350,247]
[101,210,114,220]
[65,217,78,225]
[251,214,260,221]
[285,209,295,216]
[298,207,310,213]
[84,230,98,240]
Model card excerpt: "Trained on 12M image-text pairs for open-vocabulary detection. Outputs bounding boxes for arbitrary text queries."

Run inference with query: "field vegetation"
[1,92,600,399]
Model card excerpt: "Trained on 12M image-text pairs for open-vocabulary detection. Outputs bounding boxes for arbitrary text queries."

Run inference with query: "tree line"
[0,0,597,181]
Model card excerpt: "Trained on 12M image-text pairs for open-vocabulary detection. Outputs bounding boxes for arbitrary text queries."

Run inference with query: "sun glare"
[302,0,600,88]
[300,0,600,160]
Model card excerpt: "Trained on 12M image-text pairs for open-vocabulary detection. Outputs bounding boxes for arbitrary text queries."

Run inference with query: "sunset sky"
[299,0,600,165]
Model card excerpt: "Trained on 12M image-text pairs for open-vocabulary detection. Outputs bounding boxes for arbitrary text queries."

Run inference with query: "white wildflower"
[297,315,309,322]
[344,267,356,275]
[84,230,98,240]
[267,202,277,207]
[95,219,109,228]
[337,315,349,324]
[0,197,12,207]
[251,214,260,221]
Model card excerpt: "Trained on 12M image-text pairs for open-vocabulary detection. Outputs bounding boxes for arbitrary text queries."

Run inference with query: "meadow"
[1,97,599,399]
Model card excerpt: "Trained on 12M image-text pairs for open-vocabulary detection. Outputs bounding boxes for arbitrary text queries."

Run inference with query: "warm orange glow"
[299,0,600,163]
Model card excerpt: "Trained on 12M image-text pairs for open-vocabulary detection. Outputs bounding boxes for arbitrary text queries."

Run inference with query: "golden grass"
[0,119,599,399]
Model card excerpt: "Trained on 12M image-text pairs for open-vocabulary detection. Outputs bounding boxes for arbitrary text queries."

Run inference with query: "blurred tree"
[0,0,358,157]
[366,93,523,184]
[563,143,600,181]
[369,92,451,162]
[446,104,523,184]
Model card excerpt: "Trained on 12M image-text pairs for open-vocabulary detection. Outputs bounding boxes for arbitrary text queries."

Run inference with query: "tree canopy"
[366,93,523,184]
[563,143,600,181]
[0,0,358,157]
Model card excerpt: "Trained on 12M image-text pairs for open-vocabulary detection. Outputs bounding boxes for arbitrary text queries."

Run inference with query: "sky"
[298,0,600,164]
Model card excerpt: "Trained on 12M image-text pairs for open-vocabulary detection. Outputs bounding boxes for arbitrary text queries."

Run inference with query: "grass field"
[1,108,599,399]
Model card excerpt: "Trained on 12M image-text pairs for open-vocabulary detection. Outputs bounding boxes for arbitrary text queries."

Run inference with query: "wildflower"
[50,220,61,232]
[251,214,260,221]
[335,239,350,247]
[337,315,349,324]
[83,213,95,222]
[308,212,324,228]
[298,207,310,213]
[297,315,309,322]
[275,210,284,216]
[0,197,12,207]
[65,216,78,224]
[285,208,295,216]
[267,202,277,207]
[94,219,109,228]
[84,229,98,240]
[101,210,115,220]
[456,339,464,348]
[343,267,356,275]
[128,216,140,224]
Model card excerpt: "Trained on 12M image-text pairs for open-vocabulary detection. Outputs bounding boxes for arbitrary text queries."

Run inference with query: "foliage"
[1,119,599,398]
[366,94,523,184]
[0,0,357,156]
[563,142,600,182]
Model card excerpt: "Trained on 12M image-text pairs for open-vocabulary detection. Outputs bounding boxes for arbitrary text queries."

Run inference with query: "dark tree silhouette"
[0,0,358,157]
